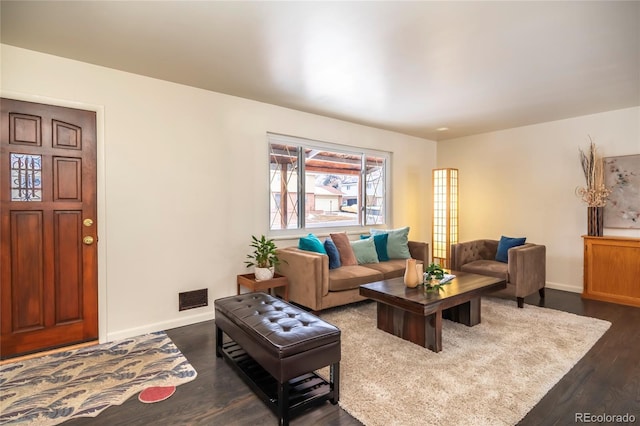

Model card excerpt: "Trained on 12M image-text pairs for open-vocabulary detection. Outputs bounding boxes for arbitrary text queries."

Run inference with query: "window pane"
[11,153,42,202]
[365,155,386,225]
[270,144,299,230]
[268,133,389,231]
[305,149,361,228]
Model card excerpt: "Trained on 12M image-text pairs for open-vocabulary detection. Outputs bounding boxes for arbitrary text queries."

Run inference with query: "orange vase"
[403,258,420,288]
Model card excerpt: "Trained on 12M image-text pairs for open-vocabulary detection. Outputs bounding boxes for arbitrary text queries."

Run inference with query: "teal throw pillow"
[298,233,327,254]
[361,233,389,261]
[495,236,526,263]
[350,238,379,264]
[370,226,411,259]
[324,238,341,269]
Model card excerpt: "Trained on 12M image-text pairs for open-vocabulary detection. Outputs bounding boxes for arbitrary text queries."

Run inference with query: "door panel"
[54,210,83,322]
[10,210,45,332]
[1,98,98,359]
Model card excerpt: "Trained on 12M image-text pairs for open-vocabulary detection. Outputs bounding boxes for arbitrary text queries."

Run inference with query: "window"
[10,153,42,201]
[269,133,390,231]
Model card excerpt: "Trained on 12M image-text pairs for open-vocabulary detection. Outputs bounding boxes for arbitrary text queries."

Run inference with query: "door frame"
[2,90,108,345]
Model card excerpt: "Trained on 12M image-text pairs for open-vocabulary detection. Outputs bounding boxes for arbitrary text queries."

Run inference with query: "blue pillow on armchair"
[495,236,526,263]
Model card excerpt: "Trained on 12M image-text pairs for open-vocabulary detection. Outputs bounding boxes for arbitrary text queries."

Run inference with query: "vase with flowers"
[576,137,611,236]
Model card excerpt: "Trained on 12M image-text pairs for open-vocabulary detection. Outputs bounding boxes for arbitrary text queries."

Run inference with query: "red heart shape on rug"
[138,386,176,403]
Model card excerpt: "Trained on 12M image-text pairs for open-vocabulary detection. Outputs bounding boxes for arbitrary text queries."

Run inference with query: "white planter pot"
[254,267,275,281]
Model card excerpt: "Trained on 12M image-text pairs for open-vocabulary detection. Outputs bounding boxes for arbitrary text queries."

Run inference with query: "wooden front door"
[1,98,98,359]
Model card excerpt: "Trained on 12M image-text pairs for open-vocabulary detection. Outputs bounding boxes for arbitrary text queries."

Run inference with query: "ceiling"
[1,1,639,141]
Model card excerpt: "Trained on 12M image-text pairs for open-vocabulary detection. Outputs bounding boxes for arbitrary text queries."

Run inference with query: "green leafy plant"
[244,235,280,269]
[425,263,445,280]
[423,263,449,293]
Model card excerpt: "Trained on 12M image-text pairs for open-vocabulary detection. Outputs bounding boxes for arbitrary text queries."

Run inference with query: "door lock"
[83,236,94,245]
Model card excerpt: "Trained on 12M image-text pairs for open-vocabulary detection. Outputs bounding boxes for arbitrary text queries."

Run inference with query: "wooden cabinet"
[582,236,640,307]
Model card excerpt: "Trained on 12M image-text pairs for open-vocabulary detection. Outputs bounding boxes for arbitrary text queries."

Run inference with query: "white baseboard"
[546,281,582,294]
[103,281,582,342]
[105,310,215,343]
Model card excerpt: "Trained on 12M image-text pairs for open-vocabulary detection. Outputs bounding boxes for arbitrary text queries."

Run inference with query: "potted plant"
[424,263,445,282]
[423,263,451,292]
[244,235,280,281]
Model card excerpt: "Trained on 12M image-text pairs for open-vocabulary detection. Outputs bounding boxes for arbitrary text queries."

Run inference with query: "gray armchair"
[450,239,546,308]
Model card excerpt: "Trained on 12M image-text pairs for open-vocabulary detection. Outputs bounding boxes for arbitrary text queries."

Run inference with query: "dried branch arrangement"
[576,137,611,207]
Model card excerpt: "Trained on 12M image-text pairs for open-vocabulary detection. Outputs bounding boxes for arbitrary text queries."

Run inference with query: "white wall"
[1,45,436,341]
[437,107,640,293]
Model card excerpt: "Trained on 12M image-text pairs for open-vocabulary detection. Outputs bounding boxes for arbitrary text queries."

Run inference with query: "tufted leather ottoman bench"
[215,292,340,426]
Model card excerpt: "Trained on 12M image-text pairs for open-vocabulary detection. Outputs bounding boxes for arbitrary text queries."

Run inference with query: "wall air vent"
[179,288,208,311]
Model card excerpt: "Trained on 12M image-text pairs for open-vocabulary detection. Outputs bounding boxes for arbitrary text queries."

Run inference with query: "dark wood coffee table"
[359,271,506,353]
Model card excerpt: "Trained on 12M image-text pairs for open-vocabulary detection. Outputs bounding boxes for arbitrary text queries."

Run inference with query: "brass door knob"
[83,236,94,245]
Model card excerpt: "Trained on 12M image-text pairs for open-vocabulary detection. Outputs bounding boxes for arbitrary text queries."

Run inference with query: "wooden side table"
[236,273,289,301]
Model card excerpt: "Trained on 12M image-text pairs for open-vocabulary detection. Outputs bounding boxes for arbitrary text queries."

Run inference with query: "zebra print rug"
[0,331,197,425]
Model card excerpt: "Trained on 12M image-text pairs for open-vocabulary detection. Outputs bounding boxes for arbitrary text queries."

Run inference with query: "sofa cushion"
[495,236,526,262]
[330,232,357,266]
[371,226,411,259]
[361,233,390,261]
[460,259,508,280]
[361,259,407,279]
[328,265,384,291]
[324,238,341,270]
[351,238,379,264]
[298,233,327,254]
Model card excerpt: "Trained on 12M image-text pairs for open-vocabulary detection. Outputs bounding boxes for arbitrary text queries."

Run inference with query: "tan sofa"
[275,241,429,312]
[450,239,546,308]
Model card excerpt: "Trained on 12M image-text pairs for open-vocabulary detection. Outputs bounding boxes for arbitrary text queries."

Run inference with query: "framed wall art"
[603,154,640,228]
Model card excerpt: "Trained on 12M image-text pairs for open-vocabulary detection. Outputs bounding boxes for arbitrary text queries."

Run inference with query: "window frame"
[268,132,392,237]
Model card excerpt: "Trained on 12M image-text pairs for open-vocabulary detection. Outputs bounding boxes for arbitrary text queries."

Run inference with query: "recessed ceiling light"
[436,127,449,132]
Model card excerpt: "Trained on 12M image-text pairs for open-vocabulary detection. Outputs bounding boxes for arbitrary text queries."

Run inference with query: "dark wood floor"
[64,289,639,426]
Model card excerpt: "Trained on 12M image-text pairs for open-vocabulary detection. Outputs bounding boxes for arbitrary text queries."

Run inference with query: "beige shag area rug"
[319,297,611,426]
